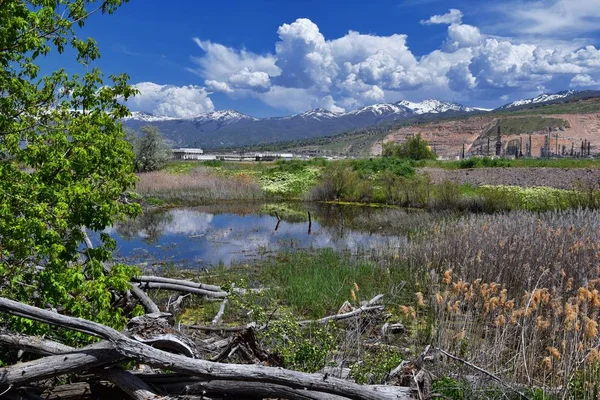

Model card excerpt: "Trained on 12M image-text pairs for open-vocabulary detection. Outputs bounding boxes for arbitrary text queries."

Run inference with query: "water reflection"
[106,203,408,268]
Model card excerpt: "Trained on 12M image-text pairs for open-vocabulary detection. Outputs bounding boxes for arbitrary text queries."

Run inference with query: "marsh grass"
[136,167,263,204]
[260,249,412,318]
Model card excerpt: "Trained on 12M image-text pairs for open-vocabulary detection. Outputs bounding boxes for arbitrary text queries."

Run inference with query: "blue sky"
[53,0,600,117]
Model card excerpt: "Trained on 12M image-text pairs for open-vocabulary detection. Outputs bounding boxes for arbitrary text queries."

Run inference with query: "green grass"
[259,249,412,318]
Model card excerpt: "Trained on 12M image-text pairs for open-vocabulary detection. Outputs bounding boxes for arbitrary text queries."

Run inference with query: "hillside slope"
[376,98,600,159]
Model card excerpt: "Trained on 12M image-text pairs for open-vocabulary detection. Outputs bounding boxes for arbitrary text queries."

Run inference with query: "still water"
[103,203,409,269]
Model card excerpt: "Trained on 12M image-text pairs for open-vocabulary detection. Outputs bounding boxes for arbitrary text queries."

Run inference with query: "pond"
[101,202,417,269]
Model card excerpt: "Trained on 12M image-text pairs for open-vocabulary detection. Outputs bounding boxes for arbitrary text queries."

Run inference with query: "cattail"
[547,346,562,361]
[443,269,452,285]
[542,356,552,371]
[578,287,592,304]
[536,316,550,330]
[591,289,600,308]
[504,299,515,312]
[584,317,598,339]
[453,300,461,313]
[565,303,577,329]
[588,349,600,363]
[435,292,444,305]
[567,277,574,291]
[494,314,506,327]
[416,292,425,308]
[452,330,466,341]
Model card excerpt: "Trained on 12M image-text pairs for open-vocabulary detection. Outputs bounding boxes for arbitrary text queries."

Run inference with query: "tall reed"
[136,167,263,204]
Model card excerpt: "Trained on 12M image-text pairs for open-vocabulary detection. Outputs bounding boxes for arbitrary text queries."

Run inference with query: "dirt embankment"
[373,112,600,159]
[420,167,600,190]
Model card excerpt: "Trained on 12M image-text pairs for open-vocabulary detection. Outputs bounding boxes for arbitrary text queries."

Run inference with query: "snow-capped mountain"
[122,99,482,148]
[287,109,342,121]
[192,110,257,123]
[396,99,476,114]
[348,103,410,116]
[122,111,180,122]
[498,90,578,110]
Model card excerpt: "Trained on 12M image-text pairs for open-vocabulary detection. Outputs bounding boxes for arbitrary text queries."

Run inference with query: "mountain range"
[122,90,600,148]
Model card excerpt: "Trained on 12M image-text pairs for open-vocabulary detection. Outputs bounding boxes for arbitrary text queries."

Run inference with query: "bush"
[382,134,437,160]
[351,158,415,178]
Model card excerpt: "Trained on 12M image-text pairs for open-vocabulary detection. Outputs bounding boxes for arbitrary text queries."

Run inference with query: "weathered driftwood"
[299,294,385,326]
[136,282,228,298]
[139,374,414,400]
[211,298,228,325]
[0,333,161,400]
[133,275,261,295]
[134,275,223,292]
[130,284,161,313]
[0,341,123,386]
[0,297,409,400]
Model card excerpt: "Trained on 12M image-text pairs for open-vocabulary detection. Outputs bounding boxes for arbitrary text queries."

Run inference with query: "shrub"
[382,134,437,160]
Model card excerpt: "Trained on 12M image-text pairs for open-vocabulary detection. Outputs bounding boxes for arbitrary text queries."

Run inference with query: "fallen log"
[136,282,228,298]
[0,333,163,400]
[139,374,414,400]
[211,298,228,325]
[134,275,223,292]
[299,295,385,326]
[0,341,123,386]
[133,275,261,295]
[0,297,410,400]
[130,284,161,313]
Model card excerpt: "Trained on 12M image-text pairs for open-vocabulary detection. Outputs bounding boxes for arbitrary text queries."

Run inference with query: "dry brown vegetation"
[393,209,600,397]
[136,167,263,203]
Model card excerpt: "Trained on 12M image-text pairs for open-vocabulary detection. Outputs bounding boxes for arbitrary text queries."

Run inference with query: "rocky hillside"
[375,98,600,159]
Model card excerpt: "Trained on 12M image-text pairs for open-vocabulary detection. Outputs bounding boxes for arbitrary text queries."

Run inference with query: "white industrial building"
[172,148,204,160]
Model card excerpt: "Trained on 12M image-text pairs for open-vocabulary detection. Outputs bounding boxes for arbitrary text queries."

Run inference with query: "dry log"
[139,374,414,400]
[130,284,161,313]
[0,333,163,400]
[136,282,228,298]
[133,275,261,295]
[0,341,123,386]
[134,275,222,292]
[299,295,384,326]
[0,297,410,400]
[211,298,228,325]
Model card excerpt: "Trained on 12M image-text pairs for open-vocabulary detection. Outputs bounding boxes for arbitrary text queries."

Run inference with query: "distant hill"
[122,99,483,148]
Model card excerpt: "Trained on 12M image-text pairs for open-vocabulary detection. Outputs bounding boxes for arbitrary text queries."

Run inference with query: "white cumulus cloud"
[570,74,598,87]
[187,11,600,113]
[420,9,463,25]
[129,82,214,118]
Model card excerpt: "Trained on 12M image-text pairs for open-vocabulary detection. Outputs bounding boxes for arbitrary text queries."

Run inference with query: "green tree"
[382,134,437,160]
[131,125,172,172]
[0,0,140,346]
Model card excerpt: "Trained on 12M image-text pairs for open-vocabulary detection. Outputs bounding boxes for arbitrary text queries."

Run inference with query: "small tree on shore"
[131,125,172,172]
[383,134,437,160]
